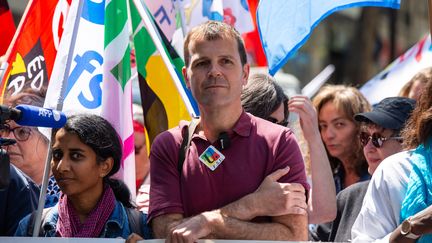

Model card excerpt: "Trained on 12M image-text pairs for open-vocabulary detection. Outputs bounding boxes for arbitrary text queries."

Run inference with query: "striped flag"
[102,0,135,194]
[44,0,136,195]
[130,0,198,145]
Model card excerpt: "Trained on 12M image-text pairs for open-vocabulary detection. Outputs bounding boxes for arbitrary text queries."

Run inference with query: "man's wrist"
[202,210,224,235]
[220,194,258,221]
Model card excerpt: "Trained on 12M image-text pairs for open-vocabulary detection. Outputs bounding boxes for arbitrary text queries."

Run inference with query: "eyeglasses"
[359,131,402,148]
[0,124,33,142]
[266,117,289,127]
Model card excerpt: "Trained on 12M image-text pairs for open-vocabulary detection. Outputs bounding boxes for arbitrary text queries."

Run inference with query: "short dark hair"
[241,73,288,121]
[183,21,247,67]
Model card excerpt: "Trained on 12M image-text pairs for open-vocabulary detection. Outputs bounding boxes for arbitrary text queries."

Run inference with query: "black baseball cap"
[354,97,416,130]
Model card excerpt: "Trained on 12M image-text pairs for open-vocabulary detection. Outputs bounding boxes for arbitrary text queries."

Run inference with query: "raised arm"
[288,95,337,224]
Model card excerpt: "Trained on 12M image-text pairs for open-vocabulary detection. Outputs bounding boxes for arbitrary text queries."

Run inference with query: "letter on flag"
[257,0,401,76]
[44,0,137,195]
[130,0,198,145]
[0,0,69,100]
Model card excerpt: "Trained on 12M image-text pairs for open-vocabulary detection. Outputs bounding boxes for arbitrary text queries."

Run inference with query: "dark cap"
[354,97,416,130]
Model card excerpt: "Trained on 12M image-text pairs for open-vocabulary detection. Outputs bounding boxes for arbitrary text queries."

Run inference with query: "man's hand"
[126,233,144,243]
[250,166,307,219]
[167,211,221,243]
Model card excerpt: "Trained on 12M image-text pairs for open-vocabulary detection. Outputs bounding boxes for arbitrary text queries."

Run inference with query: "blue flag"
[257,0,401,76]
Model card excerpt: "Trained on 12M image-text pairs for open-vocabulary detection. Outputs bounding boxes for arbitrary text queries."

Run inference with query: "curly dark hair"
[402,80,432,149]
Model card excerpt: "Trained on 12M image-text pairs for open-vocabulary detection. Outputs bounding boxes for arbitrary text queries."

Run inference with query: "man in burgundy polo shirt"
[148,21,309,243]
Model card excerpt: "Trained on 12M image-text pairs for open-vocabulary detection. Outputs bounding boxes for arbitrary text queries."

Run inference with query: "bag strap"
[126,207,143,236]
[27,208,51,236]
[177,119,199,174]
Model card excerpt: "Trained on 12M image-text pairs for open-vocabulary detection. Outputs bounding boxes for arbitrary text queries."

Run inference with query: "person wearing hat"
[325,97,416,242]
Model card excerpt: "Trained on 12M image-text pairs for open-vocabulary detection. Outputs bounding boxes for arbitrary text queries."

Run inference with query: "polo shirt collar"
[231,110,251,137]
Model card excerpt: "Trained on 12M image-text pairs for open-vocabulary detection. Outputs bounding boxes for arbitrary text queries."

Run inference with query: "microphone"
[0,104,67,128]
[0,138,16,146]
[218,132,230,150]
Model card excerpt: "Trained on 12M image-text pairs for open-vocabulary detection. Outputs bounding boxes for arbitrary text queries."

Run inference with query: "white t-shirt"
[351,150,414,242]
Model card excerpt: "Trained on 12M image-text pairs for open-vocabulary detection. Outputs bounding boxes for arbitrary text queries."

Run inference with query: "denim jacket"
[14,200,152,239]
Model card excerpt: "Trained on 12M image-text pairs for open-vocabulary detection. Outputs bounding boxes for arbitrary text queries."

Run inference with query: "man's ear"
[99,157,114,178]
[242,63,250,86]
[182,66,191,89]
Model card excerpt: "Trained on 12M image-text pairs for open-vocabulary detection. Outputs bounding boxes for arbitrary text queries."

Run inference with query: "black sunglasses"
[359,131,402,148]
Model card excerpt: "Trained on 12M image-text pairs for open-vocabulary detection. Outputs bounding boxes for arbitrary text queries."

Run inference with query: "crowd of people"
[0,20,432,243]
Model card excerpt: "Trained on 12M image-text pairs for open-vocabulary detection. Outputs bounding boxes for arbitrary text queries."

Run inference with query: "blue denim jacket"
[14,200,152,239]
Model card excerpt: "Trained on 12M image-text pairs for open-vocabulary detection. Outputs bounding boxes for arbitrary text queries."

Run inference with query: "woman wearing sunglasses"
[353,81,432,242]
[325,96,415,242]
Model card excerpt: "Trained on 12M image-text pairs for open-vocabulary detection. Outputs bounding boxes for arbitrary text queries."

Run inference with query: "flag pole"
[32,0,85,236]
[131,0,197,118]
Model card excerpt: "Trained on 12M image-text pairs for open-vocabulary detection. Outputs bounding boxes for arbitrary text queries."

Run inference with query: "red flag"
[0,0,16,56]
[242,0,267,66]
[0,0,70,100]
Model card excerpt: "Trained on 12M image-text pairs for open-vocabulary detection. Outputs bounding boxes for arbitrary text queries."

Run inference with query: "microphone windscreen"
[15,105,67,128]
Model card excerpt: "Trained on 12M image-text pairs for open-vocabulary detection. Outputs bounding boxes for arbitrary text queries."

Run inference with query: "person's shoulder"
[248,112,294,136]
[376,150,412,175]
[337,180,370,200]
[152,120,189,147]
[9,164,40,193]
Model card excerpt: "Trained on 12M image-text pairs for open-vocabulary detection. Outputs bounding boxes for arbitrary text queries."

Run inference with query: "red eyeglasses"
[359,131,402,148]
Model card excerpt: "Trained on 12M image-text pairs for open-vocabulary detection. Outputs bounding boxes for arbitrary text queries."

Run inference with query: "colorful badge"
[199,145,225,171]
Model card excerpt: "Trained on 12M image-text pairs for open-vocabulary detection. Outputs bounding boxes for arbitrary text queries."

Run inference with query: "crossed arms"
[152,167,308,243]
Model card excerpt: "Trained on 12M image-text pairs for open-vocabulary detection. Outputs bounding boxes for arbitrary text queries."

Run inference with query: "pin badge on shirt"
[199,145,225,171]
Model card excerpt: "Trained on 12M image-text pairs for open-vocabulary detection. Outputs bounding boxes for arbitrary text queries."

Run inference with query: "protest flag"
[0,0,69,101]
[44,0,136,196]
[0,0,16,56]
[242,0,267,66]
[361,34,432,104]
[257,0,401,76]
[101,0,135,195]
[130,0,198,145]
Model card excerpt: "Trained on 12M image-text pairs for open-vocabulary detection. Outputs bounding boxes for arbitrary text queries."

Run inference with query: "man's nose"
[208,64,222,78]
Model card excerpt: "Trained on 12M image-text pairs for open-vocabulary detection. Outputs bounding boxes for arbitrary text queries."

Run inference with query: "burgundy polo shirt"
[148,111,309,222]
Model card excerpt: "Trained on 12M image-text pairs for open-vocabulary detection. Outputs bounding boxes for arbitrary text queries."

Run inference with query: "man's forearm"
[205,211,308,241]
